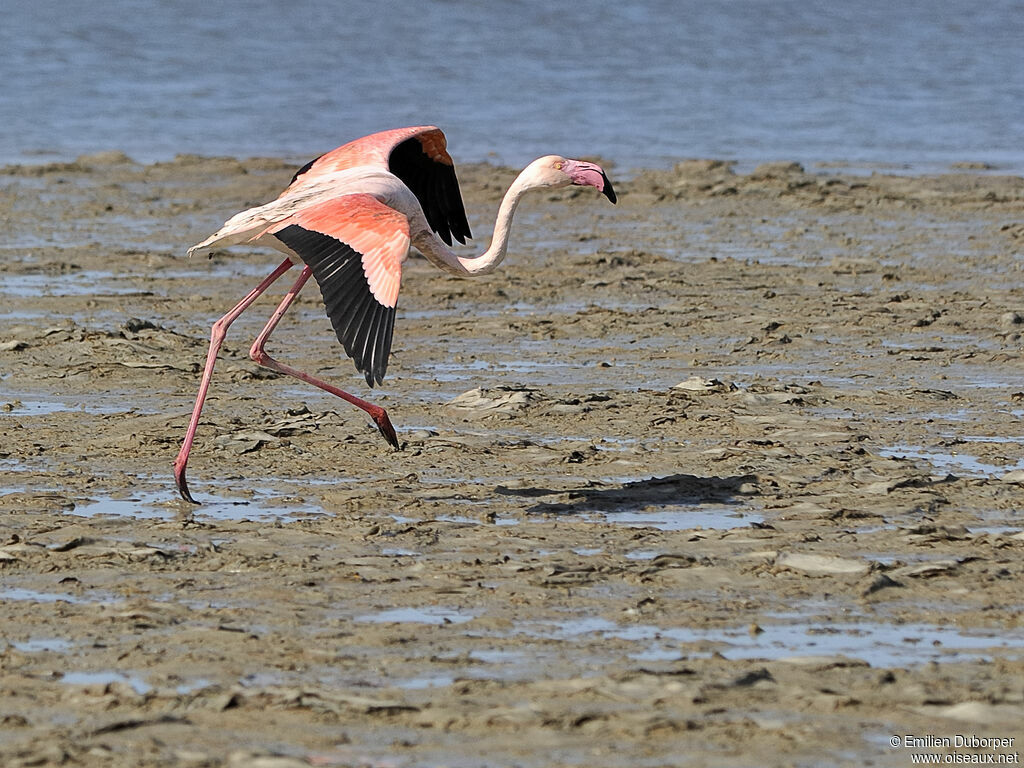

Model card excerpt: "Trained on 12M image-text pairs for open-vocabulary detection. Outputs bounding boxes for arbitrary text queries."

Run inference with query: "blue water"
[2,1,1021,172]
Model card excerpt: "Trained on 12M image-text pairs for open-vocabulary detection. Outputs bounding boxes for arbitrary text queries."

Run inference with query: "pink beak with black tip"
[563,159,617,203]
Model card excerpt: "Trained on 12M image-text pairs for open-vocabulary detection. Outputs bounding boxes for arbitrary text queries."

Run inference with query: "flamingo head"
[527,155,617,203]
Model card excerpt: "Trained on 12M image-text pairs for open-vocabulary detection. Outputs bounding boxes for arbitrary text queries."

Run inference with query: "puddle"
[339,609,1021,690]
[12,638,73,653]
[625,550,660,560]
[413,357,569,384]
[899,408,977,424]
[176,677,215,694]
[469,648,526,665]
[345,648,535,691]
[64,487,327,522]
[0,397,127,416]
[389,514,418,524]
[355,607,476,625]
[239,671,283,689]
[363,647,541,690]
[434,513,487,524]
[0,258,292,300]
[0,271,140,297]
[857,511,1020,540]
[396,674,457,690]
[520,614,1024,667]
[959,434,1024,445]
[880,444,1024,478]
[0,480,327,522]
[391,512,520,527]
[70,492,182,520]
[1,588,92,604]
[161,260,291,284]
[572,506,764,532]
[968,525,1023,536]
[61,670,152,695]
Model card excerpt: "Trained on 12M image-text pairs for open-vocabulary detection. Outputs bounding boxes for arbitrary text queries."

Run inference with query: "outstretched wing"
[283,126,472,247]
[260,194,410,387]
[387,130,472,247]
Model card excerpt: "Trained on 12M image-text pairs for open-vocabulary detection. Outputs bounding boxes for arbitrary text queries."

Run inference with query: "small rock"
[861,573,902,596]
[777,655,869,669]
[448,386,539,413]
[891,560,960,579]
[76,150,135,165]
[673,376,733,394]
[741,391,803,406]
[1000,469,1024,484]
[728,667,774,687]
[227,752,311,768]
[777,553,871,576]
[214,430,280,454]
[917,701,1024,725]
[750,161,805,178]
[122,317,158,334]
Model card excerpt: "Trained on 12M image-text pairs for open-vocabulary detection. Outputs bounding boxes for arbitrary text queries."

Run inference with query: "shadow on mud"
[496,473,758,516]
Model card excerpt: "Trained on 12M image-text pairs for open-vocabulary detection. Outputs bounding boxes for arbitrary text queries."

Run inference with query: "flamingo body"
[174,126,616,502]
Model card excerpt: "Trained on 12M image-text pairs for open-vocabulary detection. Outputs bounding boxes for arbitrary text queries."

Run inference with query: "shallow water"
[0,271,134,298]
[0,396,127,416]
[2,1,1022,172]
[0,588,90,604]
[474,611,1024,669]
[32,478,766,532]
[355,607,476,625]
[880,444,1024,478]
[563,505,764,532]
[11,638,74,653]
[587,616,1023,667]
[0,483,328,522]
[60,670,152,695]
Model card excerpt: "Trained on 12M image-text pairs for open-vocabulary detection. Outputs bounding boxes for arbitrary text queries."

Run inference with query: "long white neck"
[415,169,536,277]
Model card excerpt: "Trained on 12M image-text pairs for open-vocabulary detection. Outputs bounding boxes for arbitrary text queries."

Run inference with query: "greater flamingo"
[173,126,616,503]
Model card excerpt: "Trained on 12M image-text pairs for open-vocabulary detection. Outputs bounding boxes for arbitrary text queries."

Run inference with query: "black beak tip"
[601,173,617,204]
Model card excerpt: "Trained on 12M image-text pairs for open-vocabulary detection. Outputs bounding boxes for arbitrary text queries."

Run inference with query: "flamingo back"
[283,126,454,191]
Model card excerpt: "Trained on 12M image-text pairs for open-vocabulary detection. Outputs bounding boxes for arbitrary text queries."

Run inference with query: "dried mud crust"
[1,154,1023,766]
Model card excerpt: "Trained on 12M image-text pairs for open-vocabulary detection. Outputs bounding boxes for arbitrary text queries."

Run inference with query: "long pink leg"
[248,266,400,450]
[174,257,295,503]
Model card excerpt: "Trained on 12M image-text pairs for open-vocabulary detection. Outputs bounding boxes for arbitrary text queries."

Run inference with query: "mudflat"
[2,153,1023,766]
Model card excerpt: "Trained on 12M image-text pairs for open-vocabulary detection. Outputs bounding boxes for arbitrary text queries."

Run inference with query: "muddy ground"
[1,151,1023,767]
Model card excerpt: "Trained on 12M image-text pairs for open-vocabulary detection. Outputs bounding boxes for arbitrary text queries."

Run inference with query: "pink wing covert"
[282,126,454,192]
[282,126,471,247]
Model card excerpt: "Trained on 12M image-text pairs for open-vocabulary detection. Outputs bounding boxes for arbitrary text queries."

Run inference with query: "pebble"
[673,376,733,393]
[776,553,871,576]
[1000,469,1024,484]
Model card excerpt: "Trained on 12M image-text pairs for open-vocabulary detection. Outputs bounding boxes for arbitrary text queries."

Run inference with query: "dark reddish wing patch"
[388,137,472,247]
[274,225,396,387]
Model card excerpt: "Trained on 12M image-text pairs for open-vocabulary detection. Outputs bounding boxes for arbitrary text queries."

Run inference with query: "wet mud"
[2,153,1024,766]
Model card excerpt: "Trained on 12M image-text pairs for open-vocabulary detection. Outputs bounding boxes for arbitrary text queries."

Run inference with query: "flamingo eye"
[554,161,564,170]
